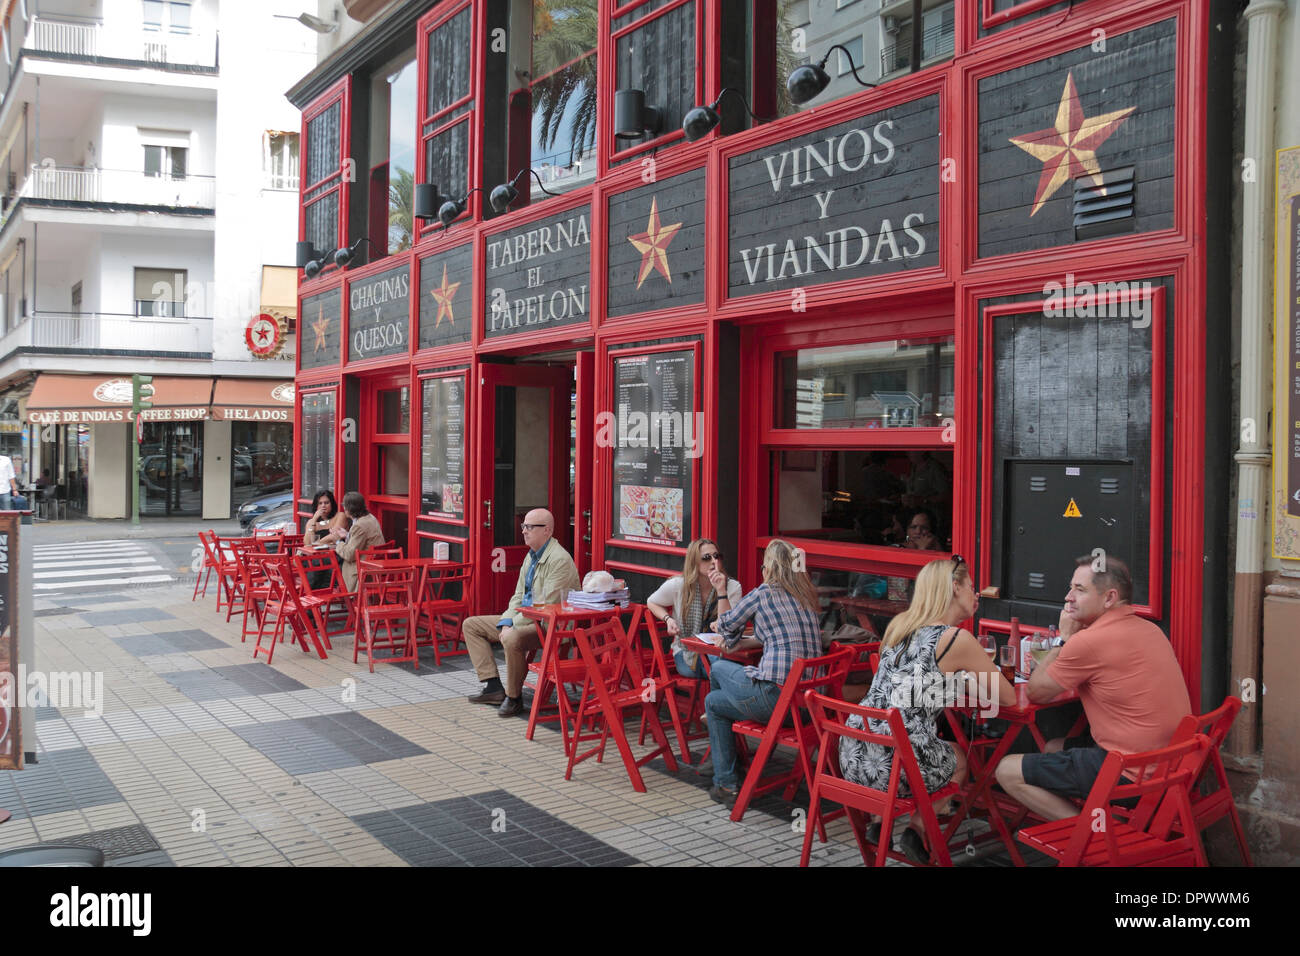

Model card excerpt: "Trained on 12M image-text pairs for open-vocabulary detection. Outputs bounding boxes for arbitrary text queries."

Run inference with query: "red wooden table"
[942,685,1086,865]
[677,634,763,675]
[833,595,909,630]
[520,603,627,753]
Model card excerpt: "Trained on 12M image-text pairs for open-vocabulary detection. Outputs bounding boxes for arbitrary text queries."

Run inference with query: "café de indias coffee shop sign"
[727,93,941,298]
[348,265,411,362]
[484,204,591,339]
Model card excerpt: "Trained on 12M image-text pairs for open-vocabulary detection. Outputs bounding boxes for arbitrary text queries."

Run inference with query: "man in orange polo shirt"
[995,555,1191,820]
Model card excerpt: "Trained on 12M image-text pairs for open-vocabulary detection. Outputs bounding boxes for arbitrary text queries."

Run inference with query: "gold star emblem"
[1008,72,1136,216]
[311,304,330,352]
[430,263,462,328]
[627,197,683,288]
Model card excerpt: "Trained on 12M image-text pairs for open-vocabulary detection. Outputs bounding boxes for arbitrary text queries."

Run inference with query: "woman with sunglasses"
[838,555,1015,862]
[646,538,742,680]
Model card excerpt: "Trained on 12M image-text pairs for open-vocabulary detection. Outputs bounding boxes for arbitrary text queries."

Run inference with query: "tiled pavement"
[1,582,1024,867]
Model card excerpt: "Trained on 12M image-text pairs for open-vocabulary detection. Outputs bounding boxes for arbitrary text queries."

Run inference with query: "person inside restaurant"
[902,508,942,551]
[839,556,1015,863]
[994,555,1191,821]
[703,539,823,809]
[645,538,743,680]
[462,508,580,718]
[303,489,351,589]
[334,492,384,592]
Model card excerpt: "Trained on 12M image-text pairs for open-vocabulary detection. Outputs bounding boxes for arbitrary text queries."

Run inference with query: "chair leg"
[730,729,782,823]
[1225,803,1254,866]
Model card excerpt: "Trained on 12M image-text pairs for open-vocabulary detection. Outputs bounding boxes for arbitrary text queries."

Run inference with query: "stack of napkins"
[566,587,631,610]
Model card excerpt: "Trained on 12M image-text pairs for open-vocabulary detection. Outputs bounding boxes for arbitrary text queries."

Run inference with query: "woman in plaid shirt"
[704,539,823,808]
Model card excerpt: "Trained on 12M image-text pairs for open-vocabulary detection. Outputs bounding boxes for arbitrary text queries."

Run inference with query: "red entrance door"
[361,373,413,553]
[475,363,572,613]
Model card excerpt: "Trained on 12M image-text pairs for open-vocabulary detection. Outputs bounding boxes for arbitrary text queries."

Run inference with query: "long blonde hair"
[762,539,819,613]
[681,538,719,611]
[882,557,969,649]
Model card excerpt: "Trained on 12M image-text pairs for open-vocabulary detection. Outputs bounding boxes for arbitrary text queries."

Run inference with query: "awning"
[210,379,295,422]
[261,265,298,319]
[26,375,213,424]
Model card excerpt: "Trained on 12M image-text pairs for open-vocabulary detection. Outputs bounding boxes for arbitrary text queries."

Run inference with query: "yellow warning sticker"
[1063,498,1082,518]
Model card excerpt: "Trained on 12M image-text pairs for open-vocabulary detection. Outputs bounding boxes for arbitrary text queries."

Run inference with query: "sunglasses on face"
[700,552,723,562]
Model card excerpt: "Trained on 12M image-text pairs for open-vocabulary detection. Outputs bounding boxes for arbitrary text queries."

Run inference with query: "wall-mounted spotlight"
[332,236,371,269]
[682,87,769,143]
[439,187,483,229]
[786,44,877,106]
[613,88,663,140]
[413,182,443,222]
[489,169,559,214]
[296,240,316,269]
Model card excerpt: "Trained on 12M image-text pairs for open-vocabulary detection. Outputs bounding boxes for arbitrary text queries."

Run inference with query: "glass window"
[420,376,466,521]
[379,387,410,434]
[299,392,336,498]
[385,55,418,253]
[303,94,345,256]
[378,445,410,496]
[231,422,294,511]
[837,35,863,76]
[772,448,952,551]
[133,267,186,317]
[143,144,187,179]
[775,336,954,430]
[613,2,697,157]
[264,132,299,191]
[807,561,914,641]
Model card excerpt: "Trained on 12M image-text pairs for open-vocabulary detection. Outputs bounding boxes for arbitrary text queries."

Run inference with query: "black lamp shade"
[295,240,314,268]
[413,182,439,220]
[787,63,831,105]
[438,199,463,228]
[490,182,519,213]
[332,246,353,268]
[614,88,647,139]
[682,105,720,142]
[303,259,322,279]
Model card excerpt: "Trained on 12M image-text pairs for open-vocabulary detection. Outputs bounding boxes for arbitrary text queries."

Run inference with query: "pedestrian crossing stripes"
[33,539,175,594]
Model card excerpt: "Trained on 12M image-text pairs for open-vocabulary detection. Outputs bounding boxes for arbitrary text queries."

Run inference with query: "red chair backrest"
[360,545,404,562]
[829,640,882,675]
[802,689,940,816]
[1170,696,1241,753]
[417,561,473,603]
[293,552,343,593]
[254,553,294,598]
[251,533,284,554]
[573,618,637,695]
[197,530,220,567]
[359,566,417,608]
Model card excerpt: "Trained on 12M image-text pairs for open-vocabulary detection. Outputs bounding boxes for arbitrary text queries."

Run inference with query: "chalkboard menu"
[348,265,411,362]
[610,350,695,548]
[418,243,473,350]
[300,288,342,370]
[0,514,20,770]
[484,204,591,339]
[607,167,706,318]
[299,391,336,498]
[420,375,466,521]
[728,94,940,298]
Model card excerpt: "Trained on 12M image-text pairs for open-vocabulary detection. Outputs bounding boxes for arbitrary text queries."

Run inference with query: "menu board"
[611,350,695,547]
[299,391,336,498]
[0,514,20,770]
[421,376,466,521]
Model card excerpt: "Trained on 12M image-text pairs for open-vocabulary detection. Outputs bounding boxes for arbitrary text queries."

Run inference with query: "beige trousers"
[462,615,540,698]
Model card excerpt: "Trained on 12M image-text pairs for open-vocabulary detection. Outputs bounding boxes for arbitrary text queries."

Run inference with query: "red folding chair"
[1168,696,1252,865]
[354,566,418,672]
[729,647,853,833]
[634,615,699,763]
[293,552,356,640]
[220,537,262,621]
[800,690,962,867]
[1016,735,1212,866]
[565,618,680,792]
[359,542,402,562]
[193,530,219,601]
[238,549,281,643]
[211,535,251,614]
[413,561,473,664]
[253,556,330,664]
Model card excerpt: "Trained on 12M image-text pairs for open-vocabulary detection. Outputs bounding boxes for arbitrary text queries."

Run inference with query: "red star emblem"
[430,263,461,329]
[311,305,329,352]
[1008,72,1136,216]
[256,322,272,344]
[627,197,682,289]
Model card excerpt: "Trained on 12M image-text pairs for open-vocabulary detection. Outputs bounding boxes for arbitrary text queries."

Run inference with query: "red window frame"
[298,76,352,265]
[608,0,702,165]
[294,383,342,517]
[415,0,479,239]
[415,367,471,528]
[981,0,1069,30]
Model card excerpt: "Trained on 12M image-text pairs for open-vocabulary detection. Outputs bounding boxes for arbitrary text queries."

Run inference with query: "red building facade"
[289,0,1235,711]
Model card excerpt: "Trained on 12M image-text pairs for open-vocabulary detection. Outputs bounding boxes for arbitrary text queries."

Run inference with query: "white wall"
[96,232,215,316]
[88,421,129,519]
[202,418,231,519]
[100,93,217,177]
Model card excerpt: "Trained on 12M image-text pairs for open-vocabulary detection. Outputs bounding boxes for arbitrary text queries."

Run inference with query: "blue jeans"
[705,658,782,790]
[673,649,708,681]
[0,493,11,511]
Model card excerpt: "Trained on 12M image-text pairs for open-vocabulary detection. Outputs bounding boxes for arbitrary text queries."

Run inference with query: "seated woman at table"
[839,556,1015,862]
[645,538,743,680]
[334,492,385,592]
[302,490,350,589]
[703,538,822,809]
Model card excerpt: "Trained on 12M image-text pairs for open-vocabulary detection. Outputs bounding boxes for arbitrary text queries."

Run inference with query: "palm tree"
[529,0,598,167]
[388,166,414,252]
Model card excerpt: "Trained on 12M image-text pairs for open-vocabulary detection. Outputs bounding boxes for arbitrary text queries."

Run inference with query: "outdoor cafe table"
[833,594,910,631]
[519,603,626,753]
[678,634,764,677]
[942,684,1086,865]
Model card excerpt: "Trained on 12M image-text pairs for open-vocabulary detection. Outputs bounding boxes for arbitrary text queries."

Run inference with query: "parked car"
[247,501,298,535]
[236,485,295,528]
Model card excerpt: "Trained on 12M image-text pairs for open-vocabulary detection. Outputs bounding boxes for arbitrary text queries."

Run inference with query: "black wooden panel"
[613,0,672,30]
[614,2,696,154]
[1066,316,1098,458]
[1038,315,1069,457]
[418,243,474,349]
[727,94,940,298]
[425,120,469,214]
[605,545,681,573]
[300,288,342,370]
[303,192,338,258]
[977,19,1176,257]
[483,204,592,339]
[348,265,411,362]
[606,166,706,318]
[306,102,340,186]
[425,7,471,118]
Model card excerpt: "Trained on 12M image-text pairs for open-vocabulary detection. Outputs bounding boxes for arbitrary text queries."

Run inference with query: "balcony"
[880,21,956,76]
[24,15,218,70]
[3,165,215,225]
[0,312,213,363]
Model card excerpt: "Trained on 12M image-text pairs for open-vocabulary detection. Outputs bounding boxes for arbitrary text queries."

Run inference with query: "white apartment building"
[0,0,314,519]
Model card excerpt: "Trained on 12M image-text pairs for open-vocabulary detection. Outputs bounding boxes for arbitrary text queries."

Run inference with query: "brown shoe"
[497,696,524,718]
[468,686,505,705]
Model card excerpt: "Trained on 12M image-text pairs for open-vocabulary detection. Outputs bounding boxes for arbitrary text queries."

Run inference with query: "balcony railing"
[0,312,213,361]
[881,22,956,75]
[25,15,218,69]
[13,164,216,210]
